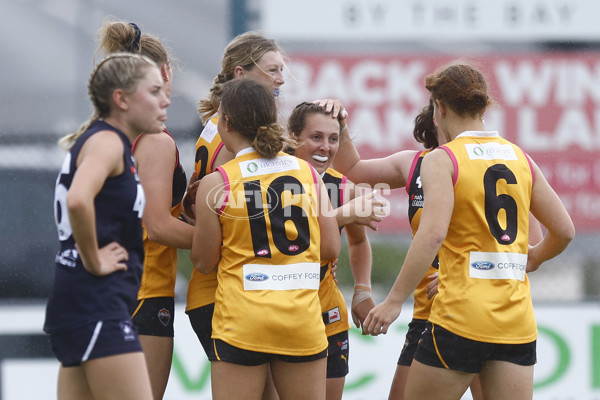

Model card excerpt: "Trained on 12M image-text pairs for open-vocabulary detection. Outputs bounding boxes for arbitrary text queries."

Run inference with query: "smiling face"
[238,50,285,95]
[293,113,340,174]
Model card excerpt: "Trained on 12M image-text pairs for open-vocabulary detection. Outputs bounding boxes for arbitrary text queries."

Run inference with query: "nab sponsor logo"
[471,261,495,270]
[245,272,269,282]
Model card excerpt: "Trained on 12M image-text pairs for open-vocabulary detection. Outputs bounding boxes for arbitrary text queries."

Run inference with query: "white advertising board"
[262,0,600,42]
[1,304,599,399]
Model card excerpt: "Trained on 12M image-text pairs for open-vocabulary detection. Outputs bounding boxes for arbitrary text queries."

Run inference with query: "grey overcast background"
[1,0,230,138]
[1,0,235,297]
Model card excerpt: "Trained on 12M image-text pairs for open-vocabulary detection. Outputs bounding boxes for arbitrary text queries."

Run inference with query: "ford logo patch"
[245,272,269,282]
[471,261,495,270]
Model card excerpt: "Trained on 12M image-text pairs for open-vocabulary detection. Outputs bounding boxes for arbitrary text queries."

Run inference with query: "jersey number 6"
[484,164,518,245]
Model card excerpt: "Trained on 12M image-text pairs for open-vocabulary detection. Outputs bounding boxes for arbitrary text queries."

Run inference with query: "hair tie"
[128,23,141,52]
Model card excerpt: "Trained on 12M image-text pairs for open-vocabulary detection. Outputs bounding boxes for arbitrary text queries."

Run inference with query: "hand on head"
[313,99,348,120]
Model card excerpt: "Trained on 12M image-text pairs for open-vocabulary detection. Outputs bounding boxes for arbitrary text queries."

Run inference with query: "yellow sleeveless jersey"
[137,204,181,299]
[212,150,327,355]
[320,168,350,337]
[135,130,187,299]
[186,117,222,311]
[405,151,439,320]
[428,131,536,344]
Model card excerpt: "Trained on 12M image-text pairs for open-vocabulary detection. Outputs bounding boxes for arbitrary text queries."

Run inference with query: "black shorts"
[326,330,349,378]
[50,319,142,367]
[212,339,328,366]
[397,318,427,366]
[131,297,174,337]
[414,322,537,373]
[186,303,215,360]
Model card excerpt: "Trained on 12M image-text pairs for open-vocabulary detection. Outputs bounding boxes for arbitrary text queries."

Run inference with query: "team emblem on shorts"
[158,308,171,327]
[323,307,341,325]
[119,320,136,341]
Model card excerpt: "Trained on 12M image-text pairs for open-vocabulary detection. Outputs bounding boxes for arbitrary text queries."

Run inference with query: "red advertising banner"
[281,52,600,233]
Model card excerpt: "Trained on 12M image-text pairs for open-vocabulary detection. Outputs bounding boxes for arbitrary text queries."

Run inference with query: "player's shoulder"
[80,129,126,160]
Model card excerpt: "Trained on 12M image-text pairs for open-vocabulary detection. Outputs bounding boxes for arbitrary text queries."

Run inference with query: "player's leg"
[388,319,427,400]
[479,361,534,400]
[210,338,270,400]
[211,361,269,400]
[138,334,173,399]
[133,297,176,400]
[57,365,93,400]
[479,339,536,400]
[407,322,482,400]
[261,365,280,400]
[53,319,150,400]
[469,374,484,400]
[326,377,344,400]
[405,360,474,400]
[388,365,410,400]
[270,356,327,400]
[83,352,152,400]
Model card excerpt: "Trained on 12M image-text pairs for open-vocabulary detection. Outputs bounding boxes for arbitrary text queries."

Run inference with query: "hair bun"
[253,123,286,158]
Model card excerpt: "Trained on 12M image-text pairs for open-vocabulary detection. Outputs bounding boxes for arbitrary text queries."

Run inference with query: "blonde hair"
[59,53,157,150]
[198,31,283,123]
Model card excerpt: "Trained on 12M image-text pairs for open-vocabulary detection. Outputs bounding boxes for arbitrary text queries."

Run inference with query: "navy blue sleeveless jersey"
[44,120,146,334]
